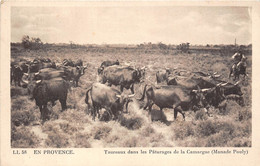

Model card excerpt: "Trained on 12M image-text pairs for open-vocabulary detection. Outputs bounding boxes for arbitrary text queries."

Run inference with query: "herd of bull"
[11,58,245,122]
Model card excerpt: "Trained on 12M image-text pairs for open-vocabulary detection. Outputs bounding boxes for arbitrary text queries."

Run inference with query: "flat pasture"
[11,44,252,147]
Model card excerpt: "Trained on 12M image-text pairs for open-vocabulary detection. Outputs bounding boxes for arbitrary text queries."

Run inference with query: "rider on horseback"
[232,51,246,68]
[230,51,247,80]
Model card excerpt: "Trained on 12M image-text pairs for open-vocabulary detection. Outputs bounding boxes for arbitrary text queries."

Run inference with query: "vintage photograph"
[10,6,252,148]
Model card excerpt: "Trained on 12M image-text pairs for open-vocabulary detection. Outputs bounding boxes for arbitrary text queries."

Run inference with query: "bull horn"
[23,80,29,84]
[128,94,135,98]
[116,95,121,98]
[214,74,220,78]
[234,80,241,86]
[23,73,29,76]
[34,72,40,75]
[213,72,218,75]
[201,88,211,92]
[36,80,41,84]
[25,64,30,67]
[192,90,199,93]
[221,82,228,86]
[141,66,146,70]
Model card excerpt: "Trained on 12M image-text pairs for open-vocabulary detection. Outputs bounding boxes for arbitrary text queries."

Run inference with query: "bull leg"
[92,105,97,121]
[14,79,17,86]
[174,107,185,121]
[39,105,44,120]
[52,100,55,106]
[143,99,152,110]
[73,80,76,87]
[107,109,113,120]
[148,103,153,114]
[97,107,100,119]
[40,105,49,122]
[75,79,79,87]
[120,85,124,92]
[18,79,21,87]
[130,84,134,94]
[229,69,233,79]
[59,99,67,111]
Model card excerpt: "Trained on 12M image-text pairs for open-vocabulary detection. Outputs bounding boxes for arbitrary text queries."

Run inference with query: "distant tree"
[158,42,168,50]
[69,41,77,49]
[21,35,43,49]
[21,35,30,49]
[177,42,190,53]
[31,37,43,49]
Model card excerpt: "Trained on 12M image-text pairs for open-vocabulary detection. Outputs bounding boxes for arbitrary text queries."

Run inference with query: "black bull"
[85,83,135,121]
[156,69,171,84]
[98,60,120,74]
[99,66,145,93]
[198,82,243,108]
[139,84,205,120]
[23,66,87,87]
[28,62,56,73]
[28,78,69,121]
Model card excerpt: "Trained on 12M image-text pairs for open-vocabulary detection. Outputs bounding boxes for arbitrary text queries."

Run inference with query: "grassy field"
[11,44,252,147]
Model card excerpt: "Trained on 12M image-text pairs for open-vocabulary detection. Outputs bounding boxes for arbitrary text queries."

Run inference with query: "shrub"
[105,134,120,144]
[75,133,91,148]
[227,137,251,147]
[11,86,28,97]
[92,125,112,140]
[11,125,40,148]
[205,131,233,147]
[11,96,33,111]
[238,109,251,121]
[45,132,70,148]
[59,109,91,124]
[195,110,208,121]
[140,126,155,137]
[11,110,38,126]
[118,115,143,130]
[173,122,195,140]
[123,136,138,147]
[59,122,83,135]
[196,120,217,137]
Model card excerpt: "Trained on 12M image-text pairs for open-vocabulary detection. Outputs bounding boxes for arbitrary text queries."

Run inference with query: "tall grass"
[11,44,251,147]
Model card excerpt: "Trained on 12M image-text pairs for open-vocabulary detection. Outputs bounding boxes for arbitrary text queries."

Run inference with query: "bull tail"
[85,87,92,104]
[138,84,147,101]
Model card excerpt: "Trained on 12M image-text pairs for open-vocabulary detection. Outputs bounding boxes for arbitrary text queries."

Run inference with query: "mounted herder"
[229,51,247,81]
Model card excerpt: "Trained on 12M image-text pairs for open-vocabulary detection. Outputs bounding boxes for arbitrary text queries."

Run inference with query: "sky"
[11,6,252,45]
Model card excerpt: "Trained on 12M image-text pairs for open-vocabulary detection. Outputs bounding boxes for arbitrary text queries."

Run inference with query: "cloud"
[11,7,251,45]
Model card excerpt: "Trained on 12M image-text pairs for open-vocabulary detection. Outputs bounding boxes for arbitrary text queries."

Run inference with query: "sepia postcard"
[1,1,260,166]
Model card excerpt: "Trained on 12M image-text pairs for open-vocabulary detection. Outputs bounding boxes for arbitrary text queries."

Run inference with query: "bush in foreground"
[11,124,40,148]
